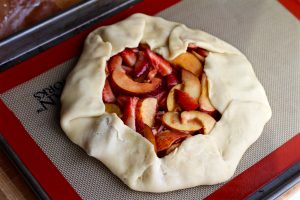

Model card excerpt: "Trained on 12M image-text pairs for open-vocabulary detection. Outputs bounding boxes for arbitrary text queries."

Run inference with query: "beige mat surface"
[1,0,299,199]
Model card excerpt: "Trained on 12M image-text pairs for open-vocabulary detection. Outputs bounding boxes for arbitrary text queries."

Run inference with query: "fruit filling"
[103,44,221,157]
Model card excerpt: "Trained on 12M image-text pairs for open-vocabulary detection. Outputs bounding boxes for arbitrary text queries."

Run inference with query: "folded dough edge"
[60,13,272,192]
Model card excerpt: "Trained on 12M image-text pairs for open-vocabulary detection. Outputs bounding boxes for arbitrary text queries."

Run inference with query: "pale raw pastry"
[60,13,272,192]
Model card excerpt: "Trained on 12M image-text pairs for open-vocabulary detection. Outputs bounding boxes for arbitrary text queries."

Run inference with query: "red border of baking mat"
[279,0,300,20]
[0,0,181,199]
[0,0,299,199]
[206,133,300,199]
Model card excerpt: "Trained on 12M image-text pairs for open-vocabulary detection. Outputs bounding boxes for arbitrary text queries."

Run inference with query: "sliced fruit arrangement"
[102,44,221,157]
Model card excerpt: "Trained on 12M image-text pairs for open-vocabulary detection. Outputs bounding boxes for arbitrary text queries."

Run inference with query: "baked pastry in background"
[0,0,80,39]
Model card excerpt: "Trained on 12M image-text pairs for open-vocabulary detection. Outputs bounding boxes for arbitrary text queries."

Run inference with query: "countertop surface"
[0,148,36,200]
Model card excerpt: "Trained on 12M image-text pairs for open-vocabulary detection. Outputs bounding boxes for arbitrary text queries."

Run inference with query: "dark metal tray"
[0,0,140,71]
[1,1,299,198]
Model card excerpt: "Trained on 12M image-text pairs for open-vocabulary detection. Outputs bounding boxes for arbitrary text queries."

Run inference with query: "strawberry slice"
[107,55,122,74]
[151,111,166,135]
[145,48,172,76]
[155,90,168,109]
[174,89,199,111]
[166,73,180,88]
[188,44,208,60]
[190,50,205,63]
[143,124,157,152]
[138,43,150,50]
[196,48,208,57]
[156,131,190,157]
[155,111,165,122]
[121,48,137,67]
[135,97,157,132]
[102,79,116,103]
[122,97,139,131]
[156,123,166,134]
[134,51,149,78]
[116,95,130,108]
[152,111,165,132]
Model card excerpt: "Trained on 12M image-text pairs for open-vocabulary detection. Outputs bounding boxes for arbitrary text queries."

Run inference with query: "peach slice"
[199,73,216,115]
[181,111,216,134]
[181,69,201,101]
[165,143,180,155]
[111,66,161,95]
[136,98,158,131]
[171,52,203,76]
[174,89,199,111]
[162,111,216,134]
[143,125,157,152]
[147,68,158,80]
[162,112,202,132]
[156,131,190,156]
[105,103,121,116]
[166,84,182,111]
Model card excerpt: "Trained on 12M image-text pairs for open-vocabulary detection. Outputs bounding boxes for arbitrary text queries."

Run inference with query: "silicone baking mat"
[0,0,299,199]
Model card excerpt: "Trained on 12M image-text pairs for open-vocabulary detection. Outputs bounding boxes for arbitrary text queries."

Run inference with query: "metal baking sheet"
[249,161,300,200]
[0,134,50,200]
[0,0,140,71]
[0,0,299,199]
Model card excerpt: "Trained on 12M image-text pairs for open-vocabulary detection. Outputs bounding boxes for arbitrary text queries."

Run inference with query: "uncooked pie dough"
[60,13,272,192]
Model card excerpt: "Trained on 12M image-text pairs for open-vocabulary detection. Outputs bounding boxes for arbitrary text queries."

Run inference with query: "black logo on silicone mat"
[33,81,64,113]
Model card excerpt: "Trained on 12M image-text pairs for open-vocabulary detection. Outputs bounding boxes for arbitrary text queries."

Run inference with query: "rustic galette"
[60,13,272,192]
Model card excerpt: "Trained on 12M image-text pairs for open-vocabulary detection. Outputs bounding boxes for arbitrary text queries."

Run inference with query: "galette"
[60,13,272,192]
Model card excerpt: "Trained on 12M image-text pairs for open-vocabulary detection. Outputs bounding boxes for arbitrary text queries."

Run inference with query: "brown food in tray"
[0,0,81,39]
